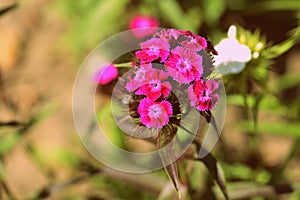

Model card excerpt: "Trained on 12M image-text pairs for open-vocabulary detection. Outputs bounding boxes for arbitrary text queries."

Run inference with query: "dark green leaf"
[159,143,181,198]
[197,152,229,200]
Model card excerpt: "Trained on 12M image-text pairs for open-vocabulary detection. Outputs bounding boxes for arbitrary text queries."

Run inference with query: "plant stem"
[114,62,133,68]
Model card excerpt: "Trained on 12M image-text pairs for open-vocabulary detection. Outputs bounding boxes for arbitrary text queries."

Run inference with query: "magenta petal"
[93,64,118,85]
[161,82,171,97]
[137,38,170,63]
[206,80,219,91]
[138,98,152,116]
[188,79,219,111]
[160,100,173,115]
[129,15,159,38]
[165,47,203,83]
[137,98,172,128]
[148,91,161,100]
[140,116,152,126]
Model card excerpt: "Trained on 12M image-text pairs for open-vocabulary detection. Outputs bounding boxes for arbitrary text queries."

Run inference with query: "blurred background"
[0,0,300,199]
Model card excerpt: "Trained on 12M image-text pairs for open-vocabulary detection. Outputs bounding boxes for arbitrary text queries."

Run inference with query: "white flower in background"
[214,25,251,75]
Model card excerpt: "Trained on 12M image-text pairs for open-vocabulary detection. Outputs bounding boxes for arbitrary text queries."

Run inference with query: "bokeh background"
[0,0,300,199]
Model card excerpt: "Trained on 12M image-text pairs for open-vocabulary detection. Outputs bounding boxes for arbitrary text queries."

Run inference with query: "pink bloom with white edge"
[126,63,152,92]
[93,64,118,85]
[188,79,219,111]
[136,38,170,63]
[129,15,159,38]
[138,98,173,128]
[165,47,203,83]
[136,69,171,100]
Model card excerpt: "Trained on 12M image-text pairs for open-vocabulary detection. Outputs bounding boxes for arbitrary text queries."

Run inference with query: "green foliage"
[53,0,131,61]
[202,0,226,26]
[96,102,125,148]
[0,103,56,156]
[157,0,202,32]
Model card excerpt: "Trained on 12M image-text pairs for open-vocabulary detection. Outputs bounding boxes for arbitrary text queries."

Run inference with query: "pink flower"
[136,69,171,100]
[129,15,159,38]
[154,29,181,41]
[174,30,207,51]
[136,38,170,63]
[165,47,203,83]
[93,64,118,85]
[188,79,219,111]
[126,63,153,92]
[138,98,173,128]
[180,35,207,51]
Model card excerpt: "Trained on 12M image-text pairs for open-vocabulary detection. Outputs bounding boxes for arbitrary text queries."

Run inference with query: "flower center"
[148,104,163,118]
[149,46,159,55]
[150,81,161,91]
[177,58,190,71]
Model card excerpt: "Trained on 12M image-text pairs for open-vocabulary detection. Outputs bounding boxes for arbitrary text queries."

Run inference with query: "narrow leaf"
[197,152,229,200]
[0,121,25,127]
[159,145,181,199]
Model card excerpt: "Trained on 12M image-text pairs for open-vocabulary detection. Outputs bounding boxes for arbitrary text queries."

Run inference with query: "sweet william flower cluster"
[126,29,220,129]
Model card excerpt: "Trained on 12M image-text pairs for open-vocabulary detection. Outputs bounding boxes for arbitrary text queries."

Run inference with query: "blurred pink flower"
[136,38,170,63]
[93,64,118,85]
[129,15,159,38]
[138,98,172,128]
[188,79,219,111]
[165,47,203,83]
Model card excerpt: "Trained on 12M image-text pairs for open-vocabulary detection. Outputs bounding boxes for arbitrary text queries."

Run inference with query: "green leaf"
[224,163,253,180]
[265,37,297,59]
[160,149,181,199]
[227,94,287,115]
[0,133,20,155]
[238,120,300,138]
[183,7,202,32]
[158,129,181,198]
[0,104,56,155]
[203,0,226,25]
[198,152,229,200]
[55,0,130,59]
[244,0,300,13]
[158,0,185,29]
[276,72,300,92]
[96,102,125,148]
[227,94,255,108]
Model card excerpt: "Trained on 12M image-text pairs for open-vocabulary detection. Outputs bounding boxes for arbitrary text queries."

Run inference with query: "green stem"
[0,158,16,200]
[114,62,133,68]
[241,74,259,154]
